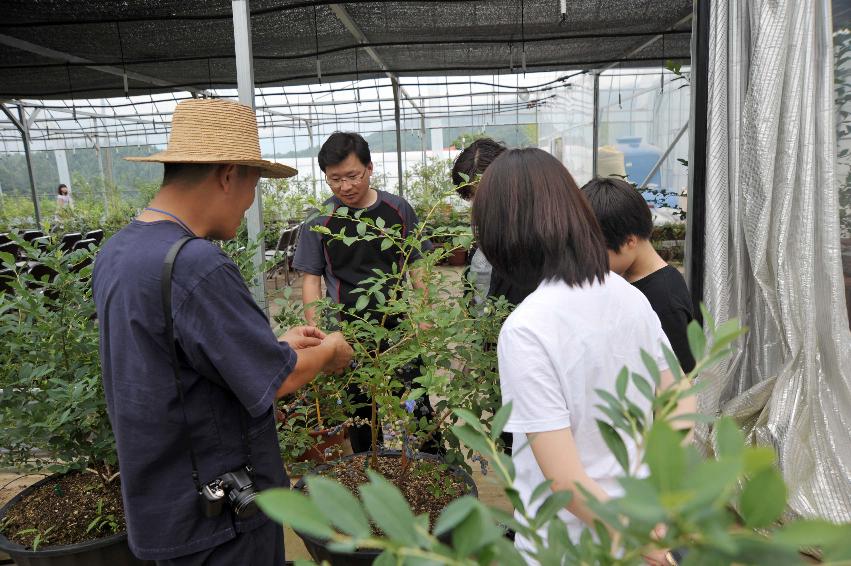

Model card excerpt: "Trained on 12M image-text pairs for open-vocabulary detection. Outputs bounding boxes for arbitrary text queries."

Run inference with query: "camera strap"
[161,236,253,493]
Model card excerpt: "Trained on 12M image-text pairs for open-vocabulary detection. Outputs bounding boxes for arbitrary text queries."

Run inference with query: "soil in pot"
[0,468,124,549]
[313,453,470,527]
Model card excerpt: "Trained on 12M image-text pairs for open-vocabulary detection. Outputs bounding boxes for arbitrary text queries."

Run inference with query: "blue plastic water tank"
[615,136,662,188]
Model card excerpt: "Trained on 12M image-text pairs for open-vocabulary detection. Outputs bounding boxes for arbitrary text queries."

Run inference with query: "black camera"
[200,466,259,519]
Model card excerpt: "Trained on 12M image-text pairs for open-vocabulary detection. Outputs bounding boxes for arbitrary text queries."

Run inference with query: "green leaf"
[640,350,661,386]
[451,505,501,556]
[354,295,370,312]
[360,470,418,546]
[662,344,684,381]
[645,421,685,491]
[434,496,478,536]
[529,479,554,505]
[256,488,335,539]
[356,222,367,236]
[687,320,706,361]
[615,477,666,523]
[503,487,525,515]
[451,408,486,432]
[775,520,851,560]
[490,402,512,440]
[376,216,386,229]
[739,467,786,528]
[743,446,776,474]
[373,550,395,566]
[597,421,629,472]
[306,476,371,539]
[715,417,745,460]
[531,490,572,528]
[380,238,393,251]
[631,372,656,403]
[336,206,350,216]
[450,423,492,456]
[615,367,629,399]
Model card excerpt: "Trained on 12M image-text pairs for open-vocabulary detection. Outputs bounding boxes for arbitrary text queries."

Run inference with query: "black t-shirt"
[293,190,431,325]
[631,265,696,372]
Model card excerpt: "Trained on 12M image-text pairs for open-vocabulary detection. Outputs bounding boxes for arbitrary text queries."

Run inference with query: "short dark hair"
[57,184,68,194]
[451,138,506,199]
[580,177,653,250]
[472,148,608,288]
[162,163,219,185]
[161,163,252,186]
[317,132,371,172]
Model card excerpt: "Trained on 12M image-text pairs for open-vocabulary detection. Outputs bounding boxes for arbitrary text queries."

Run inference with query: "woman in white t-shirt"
[471,149,694,565]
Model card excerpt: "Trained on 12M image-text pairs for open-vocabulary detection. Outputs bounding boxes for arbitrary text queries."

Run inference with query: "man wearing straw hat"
[93,98,353,565]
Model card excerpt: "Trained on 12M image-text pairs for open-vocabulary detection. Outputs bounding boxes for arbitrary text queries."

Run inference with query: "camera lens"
[230,489,259,518]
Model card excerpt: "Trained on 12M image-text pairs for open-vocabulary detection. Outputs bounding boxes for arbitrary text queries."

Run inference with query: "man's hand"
[280,325,326,350]
[321,332,354,374]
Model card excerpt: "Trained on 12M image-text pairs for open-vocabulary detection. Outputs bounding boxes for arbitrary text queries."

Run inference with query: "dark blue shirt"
[93,220,295,560]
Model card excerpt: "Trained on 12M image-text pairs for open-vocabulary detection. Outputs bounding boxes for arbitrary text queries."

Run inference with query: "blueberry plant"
[258,311,851,565]
[274,187,511,473]
[0,234,116,478]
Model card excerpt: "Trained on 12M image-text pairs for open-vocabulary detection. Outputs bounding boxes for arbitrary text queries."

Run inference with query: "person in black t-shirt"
[293,132,439,454]
[581,177,696,373]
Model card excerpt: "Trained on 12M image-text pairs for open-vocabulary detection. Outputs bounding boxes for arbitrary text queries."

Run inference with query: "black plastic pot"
[0,474,151,566]
[293,450,478,566]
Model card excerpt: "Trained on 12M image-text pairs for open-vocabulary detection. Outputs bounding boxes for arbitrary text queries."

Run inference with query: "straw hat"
[126,98,297,179]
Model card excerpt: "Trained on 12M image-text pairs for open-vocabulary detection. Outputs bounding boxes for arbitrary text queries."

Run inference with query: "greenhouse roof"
[0,0,693,100]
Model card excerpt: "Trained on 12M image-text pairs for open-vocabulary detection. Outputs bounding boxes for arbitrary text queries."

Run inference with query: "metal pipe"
[232,0,266,309]
[19,105,42,226]
[591,72,600,178]
[685,0,710,313]
[638,121,689,189]
[392,78,404,197]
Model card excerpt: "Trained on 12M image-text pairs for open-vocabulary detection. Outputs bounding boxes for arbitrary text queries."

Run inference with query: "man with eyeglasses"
[292,131,439,454]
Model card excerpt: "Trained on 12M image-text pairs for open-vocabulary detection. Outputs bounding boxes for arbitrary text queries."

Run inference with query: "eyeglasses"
[325,168,368,189]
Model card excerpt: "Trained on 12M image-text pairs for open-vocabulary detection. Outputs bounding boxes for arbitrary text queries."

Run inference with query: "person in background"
[56,184,73,208]
[293,131,439,454]
[581,177,696,373]
[473,148,693,565]
[451,138,537,306]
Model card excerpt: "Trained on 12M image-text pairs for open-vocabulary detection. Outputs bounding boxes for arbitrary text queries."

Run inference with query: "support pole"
[307,116,318,198]
[591,72,600,179]
[2,103,42,226]
[421,115,426,166]
[392,78,404,197]
[638,121,689,189]
[54,149,72,188]
[20,105,41,227]
[685,0,710,313]
[232,0,266,309]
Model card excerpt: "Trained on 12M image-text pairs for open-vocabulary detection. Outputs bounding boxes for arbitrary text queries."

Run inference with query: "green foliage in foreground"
[0,235,115,474]
[258,312,851,565]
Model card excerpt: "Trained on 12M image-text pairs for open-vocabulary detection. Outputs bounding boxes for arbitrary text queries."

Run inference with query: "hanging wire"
[520,0,526,74]
[115,22,129,97]
[313,5,322,82]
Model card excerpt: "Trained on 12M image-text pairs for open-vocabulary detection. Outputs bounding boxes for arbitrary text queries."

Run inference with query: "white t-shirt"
[498,274,670,559]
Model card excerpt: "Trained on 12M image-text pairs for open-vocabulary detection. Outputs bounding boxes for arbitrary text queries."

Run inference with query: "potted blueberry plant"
[271,191,512,564]
[0,234,148,566]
